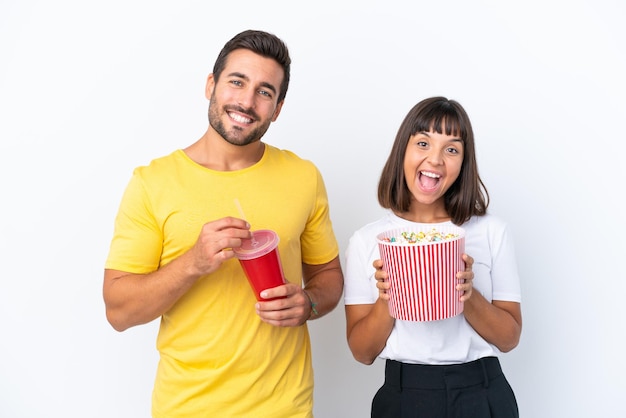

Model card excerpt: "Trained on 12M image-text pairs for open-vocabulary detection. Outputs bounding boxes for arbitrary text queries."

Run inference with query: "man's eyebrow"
[259,81,277,95]
[227,71,277,95]
[227,71,248,81]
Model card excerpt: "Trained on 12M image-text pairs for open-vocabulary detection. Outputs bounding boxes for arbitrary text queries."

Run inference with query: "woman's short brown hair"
[377,96,489,225]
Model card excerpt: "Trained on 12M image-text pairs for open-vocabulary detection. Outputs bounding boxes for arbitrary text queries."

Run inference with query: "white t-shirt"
[343,211,521,365]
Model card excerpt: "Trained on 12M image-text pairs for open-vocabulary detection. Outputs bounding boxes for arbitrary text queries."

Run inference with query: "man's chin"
[224,136,260,147]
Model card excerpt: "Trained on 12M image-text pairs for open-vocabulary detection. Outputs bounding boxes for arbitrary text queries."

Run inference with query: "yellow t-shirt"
[105,145,339,417]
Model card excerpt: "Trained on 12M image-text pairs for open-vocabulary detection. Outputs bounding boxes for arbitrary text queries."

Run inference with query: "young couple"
[104,29,521,418]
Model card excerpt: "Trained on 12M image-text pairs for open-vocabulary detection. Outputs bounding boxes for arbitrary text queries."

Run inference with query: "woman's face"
[403,129,464,208]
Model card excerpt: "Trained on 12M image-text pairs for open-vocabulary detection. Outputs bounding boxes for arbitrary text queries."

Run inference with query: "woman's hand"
[457,253,474,302]
[372,259,390,301]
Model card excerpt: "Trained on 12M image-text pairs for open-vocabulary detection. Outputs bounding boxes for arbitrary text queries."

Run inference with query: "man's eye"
[259,89,271,98]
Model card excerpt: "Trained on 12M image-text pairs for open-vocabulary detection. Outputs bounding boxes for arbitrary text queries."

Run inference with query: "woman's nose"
[426,149,444,165]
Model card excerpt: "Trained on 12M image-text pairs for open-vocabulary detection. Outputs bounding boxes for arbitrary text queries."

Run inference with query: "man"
[104,29,344,417]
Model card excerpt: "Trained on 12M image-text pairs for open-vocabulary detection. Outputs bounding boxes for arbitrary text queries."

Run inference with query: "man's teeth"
[230,113,251,123]
[421,171,440,179]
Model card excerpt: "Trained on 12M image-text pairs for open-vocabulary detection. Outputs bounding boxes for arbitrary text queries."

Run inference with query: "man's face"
[206,49,284,146]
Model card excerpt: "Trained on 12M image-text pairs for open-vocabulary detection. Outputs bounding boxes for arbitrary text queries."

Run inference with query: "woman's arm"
[462,296,522,352]
[345,301,395,365]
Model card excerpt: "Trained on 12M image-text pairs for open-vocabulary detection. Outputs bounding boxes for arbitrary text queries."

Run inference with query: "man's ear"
[205,74,215,100]
[271,100,284,122]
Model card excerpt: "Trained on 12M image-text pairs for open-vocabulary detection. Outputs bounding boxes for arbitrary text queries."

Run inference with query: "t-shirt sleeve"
[104,169,163,273]
[490,221,522,303]
[343,229,379,305]
[300,166,339,265]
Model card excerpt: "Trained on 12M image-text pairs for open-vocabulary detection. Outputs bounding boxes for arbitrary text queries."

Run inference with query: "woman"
[344,97,522,417]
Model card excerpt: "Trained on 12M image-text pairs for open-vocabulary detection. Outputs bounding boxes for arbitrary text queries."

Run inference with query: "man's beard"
[208,98,272,147]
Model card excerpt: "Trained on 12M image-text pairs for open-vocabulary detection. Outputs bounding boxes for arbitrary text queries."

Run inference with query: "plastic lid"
[233,229,279,260]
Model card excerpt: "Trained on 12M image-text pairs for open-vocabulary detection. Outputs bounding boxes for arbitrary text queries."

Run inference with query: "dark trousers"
[372,357,519,418]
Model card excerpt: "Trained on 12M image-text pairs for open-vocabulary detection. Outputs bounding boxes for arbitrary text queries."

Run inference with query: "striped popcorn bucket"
[377,226,466,321]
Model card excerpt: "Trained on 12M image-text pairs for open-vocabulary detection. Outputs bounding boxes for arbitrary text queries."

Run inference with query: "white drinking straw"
[234,198,247,221]
[234,198,258,246]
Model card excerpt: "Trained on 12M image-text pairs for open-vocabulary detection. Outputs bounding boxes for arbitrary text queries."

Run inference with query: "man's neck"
[184,131,265,171]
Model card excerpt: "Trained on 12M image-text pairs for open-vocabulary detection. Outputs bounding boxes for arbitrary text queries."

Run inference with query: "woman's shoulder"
[463,213,513,240]
[465,212,508,227]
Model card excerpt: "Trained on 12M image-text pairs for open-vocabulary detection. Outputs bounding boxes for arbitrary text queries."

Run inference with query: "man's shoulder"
[134,149,185,171]
[265,145,317,170]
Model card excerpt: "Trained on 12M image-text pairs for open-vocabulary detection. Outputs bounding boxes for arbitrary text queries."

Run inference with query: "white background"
[1,1,625,417]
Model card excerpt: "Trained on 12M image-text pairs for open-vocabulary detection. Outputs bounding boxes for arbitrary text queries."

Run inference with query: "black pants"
[372,357,519,418]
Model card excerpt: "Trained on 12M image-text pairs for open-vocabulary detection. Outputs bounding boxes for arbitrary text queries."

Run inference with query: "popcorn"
[380,228,460,244]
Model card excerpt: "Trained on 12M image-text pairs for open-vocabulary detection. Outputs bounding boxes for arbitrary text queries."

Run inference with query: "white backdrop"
[1,1,625,417]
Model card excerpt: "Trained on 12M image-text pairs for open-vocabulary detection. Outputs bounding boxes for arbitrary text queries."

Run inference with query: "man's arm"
[103,217,251,331]
[301,256,344,319]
